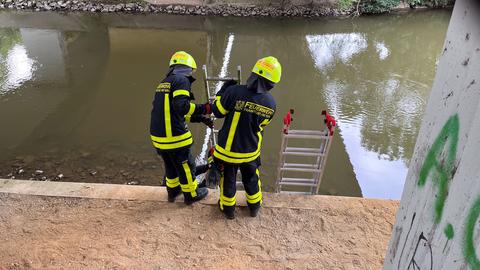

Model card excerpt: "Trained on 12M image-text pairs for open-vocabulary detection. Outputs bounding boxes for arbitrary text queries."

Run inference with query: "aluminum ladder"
[276,110,336,195]
[201,65,242,188]
[202,64,242,148]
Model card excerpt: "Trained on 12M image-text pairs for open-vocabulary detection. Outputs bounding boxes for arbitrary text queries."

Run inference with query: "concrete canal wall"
[384,0,480,269]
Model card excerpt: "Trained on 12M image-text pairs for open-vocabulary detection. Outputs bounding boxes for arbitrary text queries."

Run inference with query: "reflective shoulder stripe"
[173,89,190,97]
[225,112,241,151]
[215,96,229,115]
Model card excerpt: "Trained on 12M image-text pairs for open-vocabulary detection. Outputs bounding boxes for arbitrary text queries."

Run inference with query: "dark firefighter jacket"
[212,83,276,164]
[150,72,206,151]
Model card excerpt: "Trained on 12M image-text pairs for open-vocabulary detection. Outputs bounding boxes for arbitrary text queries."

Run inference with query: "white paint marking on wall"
[196,33,235,164]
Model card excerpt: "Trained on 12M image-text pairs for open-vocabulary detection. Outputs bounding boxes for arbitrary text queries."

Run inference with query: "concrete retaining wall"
[384,0,480,269]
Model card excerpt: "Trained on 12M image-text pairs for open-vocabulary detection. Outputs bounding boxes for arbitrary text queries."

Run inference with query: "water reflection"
[0,28,36,94]
[306,33,368,70]
[306,14,446,198]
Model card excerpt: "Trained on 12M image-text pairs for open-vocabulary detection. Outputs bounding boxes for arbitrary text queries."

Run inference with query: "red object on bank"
[322,110,336,136]
[283,109,294,134]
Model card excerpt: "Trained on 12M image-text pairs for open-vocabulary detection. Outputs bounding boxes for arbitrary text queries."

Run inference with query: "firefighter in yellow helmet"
[211,56,281,219]
[150,51,213,204]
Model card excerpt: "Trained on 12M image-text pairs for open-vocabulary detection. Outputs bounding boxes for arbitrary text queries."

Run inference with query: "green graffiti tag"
[464,196,480,269]
[444,223,454,240]
[417,114,459,224]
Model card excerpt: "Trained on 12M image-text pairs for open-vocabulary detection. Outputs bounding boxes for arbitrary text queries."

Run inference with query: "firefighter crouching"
[150,51,213,205]
[211,56,281,219]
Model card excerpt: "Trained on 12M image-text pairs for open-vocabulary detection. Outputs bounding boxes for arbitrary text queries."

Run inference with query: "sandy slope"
[0,192,398,270]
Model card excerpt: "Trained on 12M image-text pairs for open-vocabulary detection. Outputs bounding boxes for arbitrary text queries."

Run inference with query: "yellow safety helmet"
[252,56,282,83]
[169,51,197,69]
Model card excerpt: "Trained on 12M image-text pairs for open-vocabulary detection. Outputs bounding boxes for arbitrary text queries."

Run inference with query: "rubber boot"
[248,202,261,217]
[218,201,235,220]
[184,187,208,205]
[167,186,181,203]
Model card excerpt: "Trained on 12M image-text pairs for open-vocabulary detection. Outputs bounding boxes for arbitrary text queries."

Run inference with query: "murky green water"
[0,10,451,199]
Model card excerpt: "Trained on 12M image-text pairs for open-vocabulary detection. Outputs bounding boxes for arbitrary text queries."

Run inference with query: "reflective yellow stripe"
[151,132,192,143]
[246,191,262,204]
[220,194,236,206]
[213,149,261,164]
[215,144,260,158]
[152,137,193,150]
[166,177,180,188]
[173,89,190,97]
[187,103,195,116]
[260,118,271,127]
[257,169,263,204]
[245,169,263,204]
[164,94,172,137]
[215,96,229,115]
[219,171,236,208]
[181,163,197,197]
[185,115,191,123]
[219,173,224,210]
[225,112,241,151]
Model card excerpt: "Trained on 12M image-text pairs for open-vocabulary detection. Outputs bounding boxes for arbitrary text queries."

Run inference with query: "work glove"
[201,115,214,128]
[204,102,213,115]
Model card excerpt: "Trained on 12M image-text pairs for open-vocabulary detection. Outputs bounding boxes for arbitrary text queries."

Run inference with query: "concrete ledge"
[0,179,396,209]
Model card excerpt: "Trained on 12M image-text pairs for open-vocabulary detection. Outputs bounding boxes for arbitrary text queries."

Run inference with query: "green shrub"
[339,0,355,10]
[361,0,401,13]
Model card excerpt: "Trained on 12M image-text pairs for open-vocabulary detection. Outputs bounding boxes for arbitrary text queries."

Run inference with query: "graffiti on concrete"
[463,196,480,269]
[407,232,433,270]
[417,114,459,224]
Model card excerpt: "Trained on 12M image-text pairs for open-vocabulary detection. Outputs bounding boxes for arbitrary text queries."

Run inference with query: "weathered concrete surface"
[384,0,480,269]
[0,179,398,269]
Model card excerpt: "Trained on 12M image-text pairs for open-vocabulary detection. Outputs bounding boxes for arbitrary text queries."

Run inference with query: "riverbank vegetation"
[340,0,453,14]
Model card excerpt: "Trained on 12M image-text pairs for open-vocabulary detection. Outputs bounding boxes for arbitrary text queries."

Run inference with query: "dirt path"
[0,189,398,269]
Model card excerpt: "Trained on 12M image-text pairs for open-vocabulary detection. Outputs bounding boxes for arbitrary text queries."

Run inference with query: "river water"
[0,10,451,199]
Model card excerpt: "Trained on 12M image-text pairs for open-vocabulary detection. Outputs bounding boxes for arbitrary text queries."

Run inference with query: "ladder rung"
[283,163,318,169]
[280,182,317,187]
[284,134,329,139]
[288,130,325,135]
[285,147,323,153]
[282,191,314,195]
[281,177,315,183]
[283,151,325,157]
[280,167,321,173]
[206,77,238,81]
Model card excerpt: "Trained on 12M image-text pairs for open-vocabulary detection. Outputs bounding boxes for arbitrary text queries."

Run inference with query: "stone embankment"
[0,0,344,17]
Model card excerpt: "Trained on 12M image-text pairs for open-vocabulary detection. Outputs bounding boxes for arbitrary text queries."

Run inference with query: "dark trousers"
[157,147,199,197]
[217,158,262,210]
